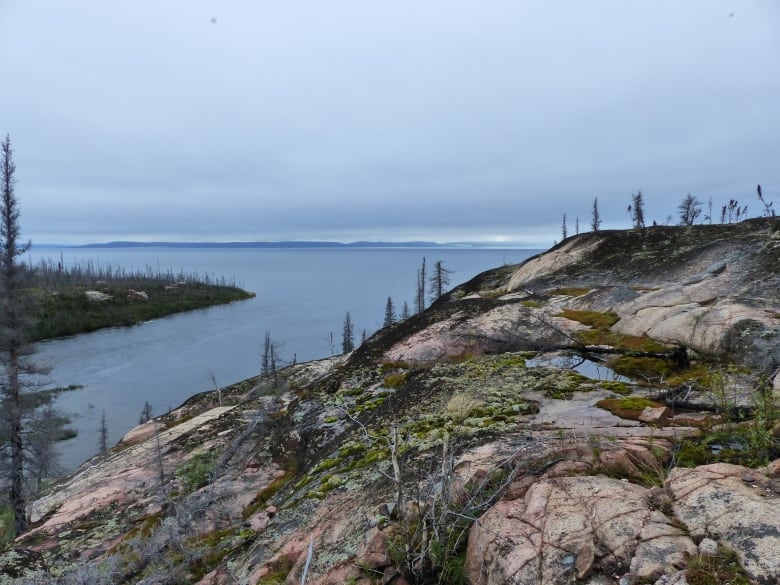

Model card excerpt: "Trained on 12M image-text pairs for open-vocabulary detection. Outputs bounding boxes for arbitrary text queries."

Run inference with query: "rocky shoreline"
[2,219,779,584]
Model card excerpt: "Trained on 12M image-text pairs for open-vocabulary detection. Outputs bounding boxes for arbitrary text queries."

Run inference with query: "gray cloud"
[2,1,778,245]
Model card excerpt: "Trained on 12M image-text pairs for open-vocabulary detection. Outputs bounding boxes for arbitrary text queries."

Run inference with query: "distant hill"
[41,240,523,249]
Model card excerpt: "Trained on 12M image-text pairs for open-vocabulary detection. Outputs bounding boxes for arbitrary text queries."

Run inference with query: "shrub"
[176,452,217,494]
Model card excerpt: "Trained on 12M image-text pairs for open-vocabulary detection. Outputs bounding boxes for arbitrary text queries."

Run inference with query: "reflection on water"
[527,352,631,382]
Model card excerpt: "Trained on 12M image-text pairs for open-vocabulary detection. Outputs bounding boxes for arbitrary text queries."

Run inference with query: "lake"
[26,246,540,471]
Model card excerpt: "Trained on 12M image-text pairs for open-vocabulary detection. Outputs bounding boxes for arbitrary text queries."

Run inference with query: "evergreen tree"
[341,312,354,353]
[591,197,601,232]
[401,302,410,320]
[25,403,70,495]
[98,411,108,453]
[561,214,567,240]
[139,401,153,424]
[384,296,396,327]
[261,330,272,375]
[0,135,41,534]
[629,190,646,228]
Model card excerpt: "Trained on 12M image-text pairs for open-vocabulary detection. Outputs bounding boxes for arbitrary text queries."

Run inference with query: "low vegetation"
[28,258,254,340]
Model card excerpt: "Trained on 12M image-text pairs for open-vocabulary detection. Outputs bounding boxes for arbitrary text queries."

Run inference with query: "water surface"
[27,247,539,470]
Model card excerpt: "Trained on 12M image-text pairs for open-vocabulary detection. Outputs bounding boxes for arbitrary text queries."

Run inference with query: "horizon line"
[30,239,543,250]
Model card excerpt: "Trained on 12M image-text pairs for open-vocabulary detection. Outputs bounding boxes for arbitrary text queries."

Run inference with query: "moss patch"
[383,372,409,388]
[557,309,619,329]
[243,472,294,519]
[595,396,663,420]
[577,330,669,353]
[549,287,592,297]
[599,380,632,395]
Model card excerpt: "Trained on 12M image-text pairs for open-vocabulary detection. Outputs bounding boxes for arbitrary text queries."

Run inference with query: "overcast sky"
[1,1,778,246]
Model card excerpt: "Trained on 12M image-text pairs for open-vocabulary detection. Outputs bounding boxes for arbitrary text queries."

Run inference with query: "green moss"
[577,330,669,353]
[664,363,716,386]
[607,356,671,380]
[520,299,543,308]
[338,443,366,458]
[676,419,780,468]
[557,309,619,328]
[188,523,260,581]
[549,287,592,297]
[596,396,663,420]
[353,394,389,414]
[294,475,314,490]
[242,472,293,519]
[349,448,389,470]
[115,511,164,548]
[493,353,529,368]
[382,372,409,388]
[600,380,631,395]
[379,361,412,372]
[312,457,341,474]
[0,507,15,546]
[544,370,594,399]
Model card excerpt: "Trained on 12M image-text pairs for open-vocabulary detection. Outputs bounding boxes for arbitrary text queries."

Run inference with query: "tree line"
[343,257,453,353]
[258,256,454,376]
[561,185,775,242]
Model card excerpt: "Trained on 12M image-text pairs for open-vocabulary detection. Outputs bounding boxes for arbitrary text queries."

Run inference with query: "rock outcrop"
[2,219,779,584]
[507,220,780,372]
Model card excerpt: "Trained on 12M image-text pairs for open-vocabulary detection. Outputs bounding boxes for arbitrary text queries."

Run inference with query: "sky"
[1,1,778,246]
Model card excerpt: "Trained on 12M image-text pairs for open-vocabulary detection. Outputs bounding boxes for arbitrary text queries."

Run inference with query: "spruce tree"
[384,297,396,327]
[341,312,354,353]
[630,190,646,228]
[0,135,34,534]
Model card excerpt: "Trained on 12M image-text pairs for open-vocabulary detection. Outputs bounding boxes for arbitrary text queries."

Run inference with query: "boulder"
[638,406,671,424]
[84,290,112,301]
[127,289,149,301]
[465,475,693,585]
[667,463,780,584]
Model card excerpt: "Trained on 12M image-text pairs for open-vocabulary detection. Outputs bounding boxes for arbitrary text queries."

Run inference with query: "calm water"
[26,247,539,472]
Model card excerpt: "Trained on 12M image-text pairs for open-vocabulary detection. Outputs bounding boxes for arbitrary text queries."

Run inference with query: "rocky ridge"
[2,218,779,584]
